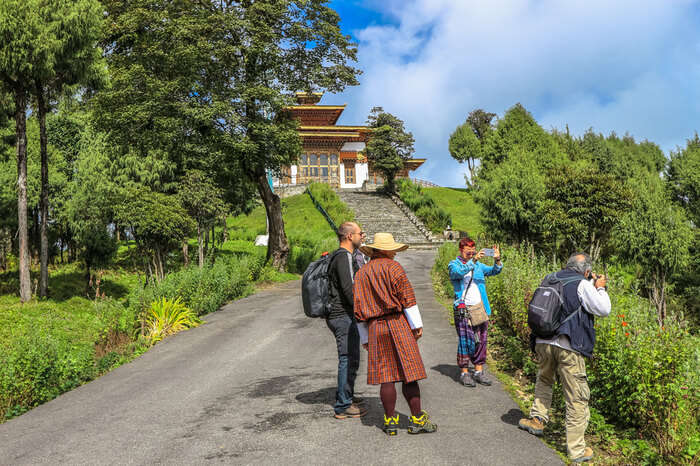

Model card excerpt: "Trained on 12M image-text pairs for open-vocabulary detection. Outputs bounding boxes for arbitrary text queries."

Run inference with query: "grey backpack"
[301,250,345,318]
[528,272,583,338]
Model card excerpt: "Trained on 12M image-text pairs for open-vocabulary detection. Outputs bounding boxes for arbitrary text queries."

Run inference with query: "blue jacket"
[448,257,503,315]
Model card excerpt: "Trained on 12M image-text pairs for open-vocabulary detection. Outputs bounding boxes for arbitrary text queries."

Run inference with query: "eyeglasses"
[353,231,365,236]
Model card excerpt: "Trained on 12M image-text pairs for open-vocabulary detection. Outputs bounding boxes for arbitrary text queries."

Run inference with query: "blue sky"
[326,0,700,187]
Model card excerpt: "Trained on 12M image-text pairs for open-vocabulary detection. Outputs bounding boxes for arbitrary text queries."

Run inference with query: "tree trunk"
[386,174,396,194]
[37,87,50,298]
[256,173,289,271]
[182,241,189,267]
[14,88,31,302]
[204,226,209,258]
[197,224,204,268]
[467,158,476,187]
[650,269,667,326]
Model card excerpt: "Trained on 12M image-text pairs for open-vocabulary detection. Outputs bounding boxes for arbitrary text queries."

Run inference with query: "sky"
[326,0,700,187]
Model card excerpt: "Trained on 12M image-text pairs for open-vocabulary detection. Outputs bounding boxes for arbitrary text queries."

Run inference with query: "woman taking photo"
[448,238,502,387]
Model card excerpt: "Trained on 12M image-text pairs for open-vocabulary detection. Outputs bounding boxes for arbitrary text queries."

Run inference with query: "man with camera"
[519,253,610,463]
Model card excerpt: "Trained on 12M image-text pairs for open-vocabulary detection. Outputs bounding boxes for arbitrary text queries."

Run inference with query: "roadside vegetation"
[0,191,338,422]
[430,104,700,464]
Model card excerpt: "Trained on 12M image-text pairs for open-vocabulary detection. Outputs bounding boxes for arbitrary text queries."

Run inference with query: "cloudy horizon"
[327,0,700,187]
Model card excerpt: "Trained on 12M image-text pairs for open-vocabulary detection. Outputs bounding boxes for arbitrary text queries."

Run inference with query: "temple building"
[274,92,425,189]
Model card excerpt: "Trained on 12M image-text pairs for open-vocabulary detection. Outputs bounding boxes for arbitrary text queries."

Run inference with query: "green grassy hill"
[423,187,483,237]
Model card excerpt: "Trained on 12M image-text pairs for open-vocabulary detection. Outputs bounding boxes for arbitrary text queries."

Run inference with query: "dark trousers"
[326,314,360,414]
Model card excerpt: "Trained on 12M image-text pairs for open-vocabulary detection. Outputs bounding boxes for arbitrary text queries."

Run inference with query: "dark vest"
[555,269,596,358]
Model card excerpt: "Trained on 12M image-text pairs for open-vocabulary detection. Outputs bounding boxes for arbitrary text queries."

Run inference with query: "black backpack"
[528,272,583,338]
[301,249,345,318]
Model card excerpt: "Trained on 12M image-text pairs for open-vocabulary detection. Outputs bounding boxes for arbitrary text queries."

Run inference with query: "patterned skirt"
[366,312,427,385]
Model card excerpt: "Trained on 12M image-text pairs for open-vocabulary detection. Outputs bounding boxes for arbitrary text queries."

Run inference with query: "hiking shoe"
[334,403,367,419]
[472,370,492,386]
[460,372,476,387]
[518,417,544,436]
[408,411,437,434]
[383,414,399,436]
[572,447,594,463]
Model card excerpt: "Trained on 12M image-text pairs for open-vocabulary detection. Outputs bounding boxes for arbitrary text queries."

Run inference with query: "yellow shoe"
[383,414,399,436]
[408,411,437,434]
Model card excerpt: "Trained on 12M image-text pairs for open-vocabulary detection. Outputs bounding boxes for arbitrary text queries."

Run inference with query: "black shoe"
[460,372,476,387]
[472,370,492,386]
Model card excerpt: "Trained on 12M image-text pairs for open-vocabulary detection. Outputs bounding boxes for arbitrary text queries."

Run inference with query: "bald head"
[566,252,592,276]
[337,222,359,241]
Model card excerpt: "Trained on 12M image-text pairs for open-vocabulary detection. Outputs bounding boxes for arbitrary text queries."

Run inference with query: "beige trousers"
[530,343,590,459]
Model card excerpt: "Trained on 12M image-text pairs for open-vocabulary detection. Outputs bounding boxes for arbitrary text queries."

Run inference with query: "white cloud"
[333,0,700,186]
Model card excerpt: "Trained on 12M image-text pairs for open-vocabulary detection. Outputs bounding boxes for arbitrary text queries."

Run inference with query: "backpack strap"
[460,270,475,302]
[328,248,354,285]
[554,272,586,325]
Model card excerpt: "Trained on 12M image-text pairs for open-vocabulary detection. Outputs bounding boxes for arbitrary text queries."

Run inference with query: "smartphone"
[482,248,495,257]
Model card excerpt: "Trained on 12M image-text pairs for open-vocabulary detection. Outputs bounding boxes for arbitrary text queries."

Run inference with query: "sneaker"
[383,414,399,436]
[471,370,492,386]
[518,416,544,436]
[408,411,437,434]
[572,447,594,463]
[460,372,476,387]
[334,403,367,419]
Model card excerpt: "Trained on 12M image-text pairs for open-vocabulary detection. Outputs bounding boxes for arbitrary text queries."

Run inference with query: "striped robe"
[353,257,427,384]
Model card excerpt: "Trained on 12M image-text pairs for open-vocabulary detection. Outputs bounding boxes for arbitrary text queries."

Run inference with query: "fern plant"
[145,297,201,345]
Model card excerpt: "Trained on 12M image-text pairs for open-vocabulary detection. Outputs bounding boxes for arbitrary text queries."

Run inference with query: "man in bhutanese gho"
[353,233,437,436]
[519,253,611,463]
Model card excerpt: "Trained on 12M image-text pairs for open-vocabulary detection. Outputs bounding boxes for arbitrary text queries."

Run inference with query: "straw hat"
[360,232,409,256]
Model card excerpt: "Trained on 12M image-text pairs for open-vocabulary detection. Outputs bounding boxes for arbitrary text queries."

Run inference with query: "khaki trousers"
[530,343,590,459]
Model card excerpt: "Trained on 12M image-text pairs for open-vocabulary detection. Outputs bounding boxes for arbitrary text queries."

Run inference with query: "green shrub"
[396,178,451,232]
[128,254,256,317]
[145,297,201,345]
[433,242,700,459]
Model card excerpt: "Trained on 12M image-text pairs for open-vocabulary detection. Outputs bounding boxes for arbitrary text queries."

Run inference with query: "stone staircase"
[337,190,440,248]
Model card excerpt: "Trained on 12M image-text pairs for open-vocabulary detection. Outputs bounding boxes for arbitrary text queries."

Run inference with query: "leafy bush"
[128,254,257,317]
[145,297,201,345]
[396,178,451,232]
[433,242,700,459]
[0,296,136,421]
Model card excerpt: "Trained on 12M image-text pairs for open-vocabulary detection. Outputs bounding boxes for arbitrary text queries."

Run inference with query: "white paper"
[403,305,423,330]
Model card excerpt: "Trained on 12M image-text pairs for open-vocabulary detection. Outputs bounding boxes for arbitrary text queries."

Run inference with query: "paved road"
[0,250,561,465]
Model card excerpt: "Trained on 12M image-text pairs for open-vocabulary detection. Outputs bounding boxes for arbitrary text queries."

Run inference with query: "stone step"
[337,190,438,246]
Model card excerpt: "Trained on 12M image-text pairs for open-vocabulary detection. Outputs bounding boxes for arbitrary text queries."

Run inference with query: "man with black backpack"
[519,253,610,463]
[326,222,367,419]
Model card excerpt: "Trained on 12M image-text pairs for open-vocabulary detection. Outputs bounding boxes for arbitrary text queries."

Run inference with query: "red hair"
[459,237,475,249]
